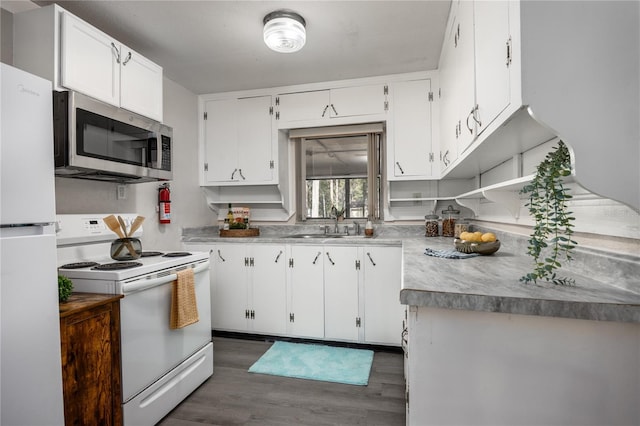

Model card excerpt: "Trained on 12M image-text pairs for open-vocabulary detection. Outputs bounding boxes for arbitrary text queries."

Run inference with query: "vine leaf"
[520,141,576,286]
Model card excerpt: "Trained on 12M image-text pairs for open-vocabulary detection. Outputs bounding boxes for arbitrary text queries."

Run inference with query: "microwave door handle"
[141,146,147,167]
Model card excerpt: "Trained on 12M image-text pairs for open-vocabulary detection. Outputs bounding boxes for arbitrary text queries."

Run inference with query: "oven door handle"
[122,261,210,295]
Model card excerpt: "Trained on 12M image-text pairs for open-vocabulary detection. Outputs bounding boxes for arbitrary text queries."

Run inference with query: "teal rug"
[248,341,374,386]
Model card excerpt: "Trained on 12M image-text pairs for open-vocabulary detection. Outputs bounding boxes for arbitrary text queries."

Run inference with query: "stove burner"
[163,252,192,258]
[92,262,143,271]
[59,261,99,269]
[141,251,164,257]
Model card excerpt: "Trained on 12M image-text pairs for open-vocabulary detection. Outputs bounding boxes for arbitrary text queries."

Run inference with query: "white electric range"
[56,214,213,426]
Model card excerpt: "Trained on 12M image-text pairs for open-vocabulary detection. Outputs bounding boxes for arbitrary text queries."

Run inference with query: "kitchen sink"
[283,233,369,239]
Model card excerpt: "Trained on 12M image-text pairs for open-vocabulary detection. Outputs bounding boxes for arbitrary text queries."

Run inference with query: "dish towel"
[170,268,199,329]
[424,248,480,259]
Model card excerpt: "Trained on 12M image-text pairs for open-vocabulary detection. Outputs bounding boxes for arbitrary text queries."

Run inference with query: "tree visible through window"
[299,130,381,220]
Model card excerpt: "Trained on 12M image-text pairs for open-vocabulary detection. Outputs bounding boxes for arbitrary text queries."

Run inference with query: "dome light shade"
[263,11,306,53]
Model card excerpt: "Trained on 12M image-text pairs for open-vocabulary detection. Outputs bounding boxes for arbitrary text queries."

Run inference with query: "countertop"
[183,225,640,324]
[401,237,640,323]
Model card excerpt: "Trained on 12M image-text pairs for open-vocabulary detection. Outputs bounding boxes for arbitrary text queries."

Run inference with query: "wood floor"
[157,337,406,426]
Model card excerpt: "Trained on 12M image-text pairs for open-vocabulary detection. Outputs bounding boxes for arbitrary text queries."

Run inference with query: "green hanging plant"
[520,141,577,285]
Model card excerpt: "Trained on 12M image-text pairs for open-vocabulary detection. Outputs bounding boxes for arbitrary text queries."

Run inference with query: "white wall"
[55,77,213,250]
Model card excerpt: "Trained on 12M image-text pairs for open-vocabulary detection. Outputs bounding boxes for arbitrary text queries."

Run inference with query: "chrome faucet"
[353,221,361,235]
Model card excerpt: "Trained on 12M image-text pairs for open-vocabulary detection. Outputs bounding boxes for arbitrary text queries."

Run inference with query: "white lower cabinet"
[286,245,325,339]
[324,246,361,342]
[362,246,404,345]
[186,242,402,346]
[324,245,404,345]
[204,243,287,334]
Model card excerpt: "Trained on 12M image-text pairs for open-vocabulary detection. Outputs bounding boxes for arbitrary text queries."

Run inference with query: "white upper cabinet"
[14,5,163,122]
[438,0,477,170]
[387,79,436,179]
[60,12,120,107]
[276,84,387,127]
[473,0,511,136]
[119,44,164,122]
[202,95,275,185]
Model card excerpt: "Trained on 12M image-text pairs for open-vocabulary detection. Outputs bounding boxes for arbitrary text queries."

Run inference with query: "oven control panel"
[56,213,141,246]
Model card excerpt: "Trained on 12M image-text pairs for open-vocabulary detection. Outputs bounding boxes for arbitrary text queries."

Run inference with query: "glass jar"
[454,220,469,239]
[110,237,142,261]
[441,205,460,237]
[424,214,439,237]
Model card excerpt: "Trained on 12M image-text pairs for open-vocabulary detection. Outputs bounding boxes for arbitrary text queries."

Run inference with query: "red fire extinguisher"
[158,183,171,224]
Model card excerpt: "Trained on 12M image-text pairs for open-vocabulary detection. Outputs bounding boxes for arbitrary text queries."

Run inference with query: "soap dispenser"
[365,219,374,237]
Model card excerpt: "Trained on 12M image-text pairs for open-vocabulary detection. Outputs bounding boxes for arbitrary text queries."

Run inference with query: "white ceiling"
[25,0,451,95]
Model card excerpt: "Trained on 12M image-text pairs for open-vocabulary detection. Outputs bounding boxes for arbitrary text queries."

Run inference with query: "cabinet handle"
[506,36,512,67]
[321,105,329,117]
[472,104,482,128]
[250,257,254,267]
[330,103,338,116]
[122,51,132,66]
[466,107,475,134]
[274,250,283,263]
[312,251,321,265]
[110,42,121,63]
[217,250,226,262]
[325,252,335,265]
[244,257,249,267]
[250,310,255,319]
[238,169,246,180]
[231,168,238,180]
[396,162,404,174]
[366,252,376,266]
[245,309,249,319]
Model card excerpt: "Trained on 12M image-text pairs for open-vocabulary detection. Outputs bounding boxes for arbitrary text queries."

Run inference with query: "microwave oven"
[53,91,172,183]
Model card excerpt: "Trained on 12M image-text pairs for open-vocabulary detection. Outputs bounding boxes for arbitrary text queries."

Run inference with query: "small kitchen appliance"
[53,90,173,183]
[56,214,213,426]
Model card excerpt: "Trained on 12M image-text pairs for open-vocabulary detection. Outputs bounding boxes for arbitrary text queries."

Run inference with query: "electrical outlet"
[117,185,127,200]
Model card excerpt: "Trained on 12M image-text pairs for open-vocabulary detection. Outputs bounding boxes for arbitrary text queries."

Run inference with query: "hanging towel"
[170,268,199,329]
[424,248,480,259]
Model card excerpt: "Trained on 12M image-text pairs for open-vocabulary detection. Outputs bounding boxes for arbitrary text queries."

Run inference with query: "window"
[293,124,383,221]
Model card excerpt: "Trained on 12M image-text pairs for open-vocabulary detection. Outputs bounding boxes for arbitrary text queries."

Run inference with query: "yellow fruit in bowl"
[481,232,497,243]
[459,231,471,241]
[471,232,483,242]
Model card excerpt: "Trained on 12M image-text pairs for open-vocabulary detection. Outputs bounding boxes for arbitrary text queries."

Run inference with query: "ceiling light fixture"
[263,10,306,53]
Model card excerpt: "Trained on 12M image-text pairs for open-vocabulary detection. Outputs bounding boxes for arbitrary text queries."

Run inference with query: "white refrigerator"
[1,63,65,425]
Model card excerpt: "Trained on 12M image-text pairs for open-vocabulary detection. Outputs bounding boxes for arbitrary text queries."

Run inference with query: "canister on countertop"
[425,214,439,237]
[454,219,469,238]
[441,205,460,237]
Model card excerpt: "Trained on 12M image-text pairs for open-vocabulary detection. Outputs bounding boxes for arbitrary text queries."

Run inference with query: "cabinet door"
[324,246,360,342]
[474,0,511,135]
[278,90,331,123]
[203,98,238,183]
[454,0,477,156]
[212,244,248,332]
[362,246,403,345]
[236,96,274,183]
[329,84,386,117]
[389,79,434,179]
[60,12,119,107]
[287,245,324,339]
[120,44,163,121]
[249,245,287,335]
